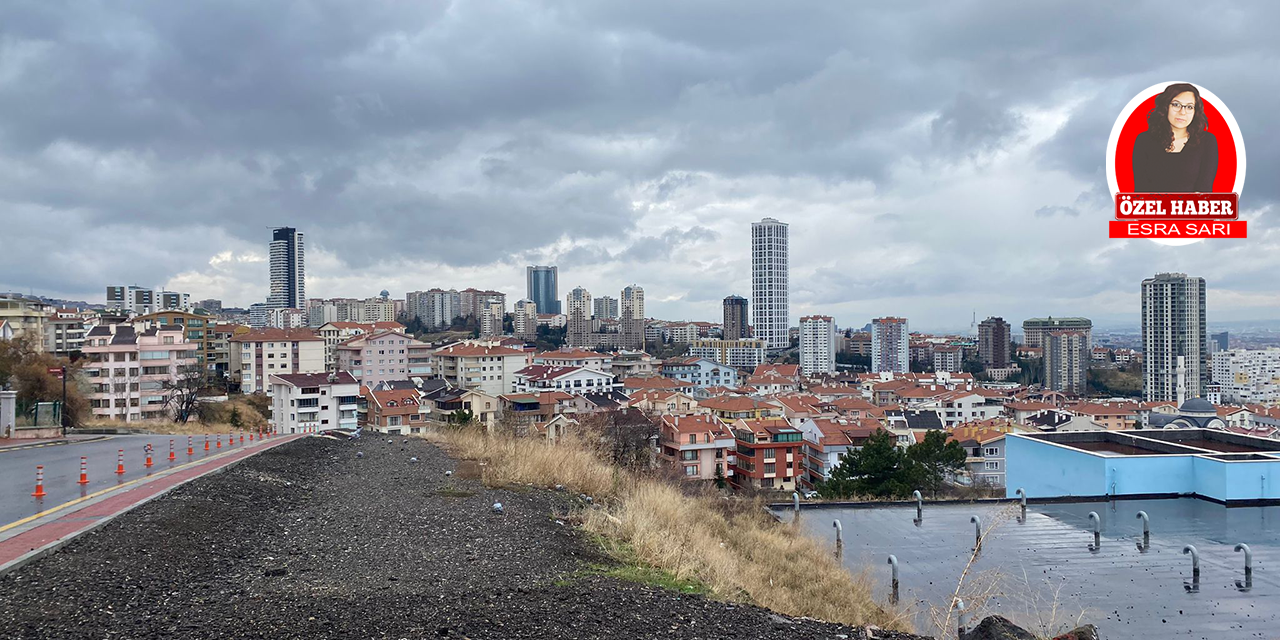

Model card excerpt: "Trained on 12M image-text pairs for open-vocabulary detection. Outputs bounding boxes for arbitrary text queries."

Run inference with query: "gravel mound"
[0,436,929,639]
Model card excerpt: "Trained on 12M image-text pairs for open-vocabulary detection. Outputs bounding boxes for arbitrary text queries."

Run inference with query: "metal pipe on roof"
[1088,511,1101,550]
[970,515,982,551]
[1136,511,1150,552]
[956,598,968,637]
[792,491,800,516]
[1015,488,1026,522]
[832,519,843,555]
[913,490,923,522]
[1235,543,1253,591]
[1183,545,1200,578]
[887,554,899,604]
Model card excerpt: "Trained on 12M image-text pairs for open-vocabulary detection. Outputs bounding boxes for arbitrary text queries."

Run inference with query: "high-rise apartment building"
[105,286,190,315]
[871,317,909,373]
[978,317,1011,367]
[1022,317,1092,349]
[566,286,593,347]
[1142,272,1207,402]
[268,227,306,309]
[799,315,836,376]
[722,295,749,340]
[593,296,619,320]
[526,266,561,315]
[1045,330,1087,395]
[620,284,645,350]
[751,218,789,351]
[513,299,538,340]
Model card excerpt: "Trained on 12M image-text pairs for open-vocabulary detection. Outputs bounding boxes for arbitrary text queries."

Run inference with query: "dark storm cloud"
[0,0,1277,322]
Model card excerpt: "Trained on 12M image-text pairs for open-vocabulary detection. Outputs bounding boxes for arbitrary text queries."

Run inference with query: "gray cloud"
[1,0,1278,328]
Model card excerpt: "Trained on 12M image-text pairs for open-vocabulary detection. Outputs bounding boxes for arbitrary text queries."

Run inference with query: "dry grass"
[430,428,911,632]
[78,418,264,435]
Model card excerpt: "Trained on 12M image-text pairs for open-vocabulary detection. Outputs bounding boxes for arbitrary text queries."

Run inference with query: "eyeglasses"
[1169,101,1196,113]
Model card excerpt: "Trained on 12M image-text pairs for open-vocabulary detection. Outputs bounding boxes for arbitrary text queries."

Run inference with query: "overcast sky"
[1,1,1277,332]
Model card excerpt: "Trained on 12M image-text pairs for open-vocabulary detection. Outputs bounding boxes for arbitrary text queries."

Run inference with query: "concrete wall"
[1007,433,1280,503]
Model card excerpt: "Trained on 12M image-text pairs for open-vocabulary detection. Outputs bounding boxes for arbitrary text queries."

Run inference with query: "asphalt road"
[0,433,263,529]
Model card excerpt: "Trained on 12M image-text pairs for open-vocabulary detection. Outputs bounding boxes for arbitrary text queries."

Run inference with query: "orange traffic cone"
[32,465,47,498]
[77,456,89,485]
[115,449,126,475]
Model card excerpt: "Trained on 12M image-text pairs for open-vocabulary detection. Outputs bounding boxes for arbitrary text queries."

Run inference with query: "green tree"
[904,430,967,498]
[229,407,243,429]
[818,430,914,499]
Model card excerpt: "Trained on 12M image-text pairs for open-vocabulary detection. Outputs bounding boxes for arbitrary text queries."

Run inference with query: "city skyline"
[2,3,1279,329]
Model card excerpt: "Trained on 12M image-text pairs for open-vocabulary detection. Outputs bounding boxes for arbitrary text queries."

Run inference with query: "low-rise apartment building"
[688,338,766,370]
[512,364,617,394]
[364,387,429,434]
[269,372,360,434]
[45,309,89,356]
[433,342,534,396]
[132,310,219,375]
[659,357,739,391]
[334,330,433,388]
[729,418,804,491]
[82,324,198,422]
[317,321,405,369]
[230,328,325,394]
[658,414,735,482]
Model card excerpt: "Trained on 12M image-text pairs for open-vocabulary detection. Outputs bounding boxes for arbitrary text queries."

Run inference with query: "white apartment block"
[266,307,308,329]
[751,218,789,351]
[230,328,325,395]
[1212,348,1280,403]
[479,300,505,337]
[871,317,909,373]
[269,372,360,434]
[933,345,962,373]
[105,286,191,315]
[799,315,836,376]
[1045,330,1088,395]
[433,341,534,396]
[689,338,766,370]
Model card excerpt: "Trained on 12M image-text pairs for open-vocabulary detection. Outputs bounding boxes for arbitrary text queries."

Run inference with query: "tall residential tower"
[1142,273,1207,402]
[269,227,306,309]
[526,266,561,315]
[751,218,789,351]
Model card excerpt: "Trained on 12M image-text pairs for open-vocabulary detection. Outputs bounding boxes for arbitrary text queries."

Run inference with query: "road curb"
[0,435,305,578]
[0,436,110,453]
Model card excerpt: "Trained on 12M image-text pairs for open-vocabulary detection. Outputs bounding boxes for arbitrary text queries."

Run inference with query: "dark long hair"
[1145,83,1207,151]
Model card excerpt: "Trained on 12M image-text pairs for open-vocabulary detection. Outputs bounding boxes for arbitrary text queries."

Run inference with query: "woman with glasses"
[1131,82,1218,192]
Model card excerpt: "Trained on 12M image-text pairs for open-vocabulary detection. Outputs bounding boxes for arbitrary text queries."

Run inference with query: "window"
[764,462,776,474]
[684,465,699,477]
[985,461,1000,470]
[762,448,776,459]
[680,450,697,461]
[985,447,999,456]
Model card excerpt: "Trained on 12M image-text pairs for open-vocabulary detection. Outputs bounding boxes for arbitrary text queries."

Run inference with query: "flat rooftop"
[1007,429,1280,504]
[783,498,1278,639]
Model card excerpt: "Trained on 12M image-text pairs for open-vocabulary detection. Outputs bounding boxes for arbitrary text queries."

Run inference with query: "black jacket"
[1131,130,1218,193]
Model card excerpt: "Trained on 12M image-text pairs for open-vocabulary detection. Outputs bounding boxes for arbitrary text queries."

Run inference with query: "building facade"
[526,265,561,315]
[335,330,434,388]
[751,218,789,351]
[433,342,534,396]
[1142,273,1207,402]
[871,317,910,373]
[978,317,1011,368]
[513,299,538,340]
[268,227,306,309]
[658,415,735,482]
[593,296,619,320]
[619,284,645,350]
[688,338,766,370]
[799,315,836,376]
[722,295,749,341]
[0,294,51,350]
[269,372,360,434]
[1045,330,1087,395]
[230,328,325,394]
[1022,317,1092,349]
[1212,348,1280,404]
[566,286,592,347]
[81,324,198,422]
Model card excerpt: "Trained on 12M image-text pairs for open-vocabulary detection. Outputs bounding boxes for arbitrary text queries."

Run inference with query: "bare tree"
[161,364,205,423]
